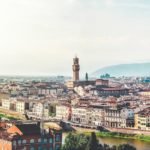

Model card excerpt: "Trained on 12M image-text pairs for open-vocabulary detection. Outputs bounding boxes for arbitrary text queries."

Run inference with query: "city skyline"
[0,0,150,76]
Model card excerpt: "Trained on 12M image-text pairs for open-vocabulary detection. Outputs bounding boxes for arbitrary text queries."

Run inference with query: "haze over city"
[1,0,150,76]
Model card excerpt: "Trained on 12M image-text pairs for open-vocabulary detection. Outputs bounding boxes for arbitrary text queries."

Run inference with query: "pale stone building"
[56,105,71,121]
[1,99,11,110]
[16,100,29,114]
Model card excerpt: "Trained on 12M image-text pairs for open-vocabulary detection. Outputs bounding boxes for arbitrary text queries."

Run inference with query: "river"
[63,133,150,150]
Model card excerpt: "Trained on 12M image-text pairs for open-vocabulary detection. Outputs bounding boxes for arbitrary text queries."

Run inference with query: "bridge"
[25,112,60,122]
[61,120,97,129]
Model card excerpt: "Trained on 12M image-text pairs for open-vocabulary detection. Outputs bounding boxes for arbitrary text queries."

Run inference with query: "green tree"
[100,73,110,79]
[62,133,88,150]
[111,145,117,150]
[62,133,136,150]
[85,72,88,81]
[62,133,76,150]
[76,134,88,150]
[86,132,99,150]
[118,144,136,150]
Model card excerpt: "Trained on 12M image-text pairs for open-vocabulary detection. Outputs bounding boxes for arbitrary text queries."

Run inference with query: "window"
[38,138,41,143]
[49,138,53,144]
[44,138,47,143]
[38,147,42,150]
[13,141,16,146]
[30,139,35,143]
[18,140,21,145]
[56,145,60,150]
[30,147,35,150]
[22,140,26,144]
[55,134,61,142]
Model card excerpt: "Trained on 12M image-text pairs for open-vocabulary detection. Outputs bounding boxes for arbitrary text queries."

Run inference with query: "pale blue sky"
[0,0,150,76]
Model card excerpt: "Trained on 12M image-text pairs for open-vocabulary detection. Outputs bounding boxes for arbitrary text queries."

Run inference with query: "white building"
[71,107,88,125]
[32,102,49,118]
[121,108,134,119]
[71,106,105,127]
[56,105,71,121]
[16,100,29,114]
[1,99,11,110]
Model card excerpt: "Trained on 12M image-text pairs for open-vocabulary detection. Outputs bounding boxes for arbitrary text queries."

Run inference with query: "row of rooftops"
[137,107,150,117]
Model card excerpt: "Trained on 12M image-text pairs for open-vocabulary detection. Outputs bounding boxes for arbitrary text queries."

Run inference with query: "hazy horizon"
[1,0,150,76]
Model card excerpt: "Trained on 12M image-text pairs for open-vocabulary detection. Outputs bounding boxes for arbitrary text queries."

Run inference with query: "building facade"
[0,122,62,150]
[56,105,71,121]
[135,108,150,130]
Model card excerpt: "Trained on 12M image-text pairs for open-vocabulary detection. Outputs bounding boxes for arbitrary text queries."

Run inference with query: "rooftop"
[15,123,41,135]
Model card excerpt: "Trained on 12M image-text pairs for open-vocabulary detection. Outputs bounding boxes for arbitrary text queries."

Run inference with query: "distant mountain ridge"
[93,63,150,77]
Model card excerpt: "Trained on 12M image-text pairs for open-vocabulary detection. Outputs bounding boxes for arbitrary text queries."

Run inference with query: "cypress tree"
[85,72,88,81]
[86,132,99,150]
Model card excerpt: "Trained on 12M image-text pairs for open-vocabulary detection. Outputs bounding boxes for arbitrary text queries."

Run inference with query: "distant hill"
[93,63,150,77]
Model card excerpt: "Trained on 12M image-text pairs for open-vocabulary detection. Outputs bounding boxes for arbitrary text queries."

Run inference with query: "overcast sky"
[0,0,150,76]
